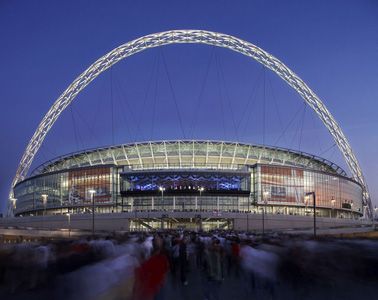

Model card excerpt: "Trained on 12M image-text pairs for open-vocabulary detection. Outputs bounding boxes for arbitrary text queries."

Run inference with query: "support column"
[173,196,176,210]
[152,197,154,210]
[195,196,198,210]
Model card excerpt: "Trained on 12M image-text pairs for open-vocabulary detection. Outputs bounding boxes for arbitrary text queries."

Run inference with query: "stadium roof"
[31,140,347,177]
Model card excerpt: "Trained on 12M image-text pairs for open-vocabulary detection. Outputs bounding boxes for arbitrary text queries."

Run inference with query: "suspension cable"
[135,53,158,142]
[151,54,160,140]
[160,49,186,139]
[189,47,215,139]
[266,73,287,145]
[72,105,102,147]
[70,105,81,150]
[40,143,58,158]
[289,102,306,149]
[38,146,50,165]
[110,67,115,145]
[112,73,134,143]
[319,142,337,157]
[310,110,324,153]
[298,103,307,151]
[328,144,338,161]
[83,76,107,146]
[214,51,227,140]
[216,51,239,140]
[263,66,266,145]
[274,103,304,146]
[239,66,265,138]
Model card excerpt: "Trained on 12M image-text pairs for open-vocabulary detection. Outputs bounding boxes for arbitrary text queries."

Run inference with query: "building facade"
[13,141,363,230]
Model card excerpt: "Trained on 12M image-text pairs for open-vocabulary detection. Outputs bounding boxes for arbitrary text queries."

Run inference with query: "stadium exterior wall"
[9,141,365,230]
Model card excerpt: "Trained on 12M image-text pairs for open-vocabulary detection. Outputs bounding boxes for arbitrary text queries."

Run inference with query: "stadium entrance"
[129,217,233,231]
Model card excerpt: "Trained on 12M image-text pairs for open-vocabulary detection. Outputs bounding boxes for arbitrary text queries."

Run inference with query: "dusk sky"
[0,0,377,214]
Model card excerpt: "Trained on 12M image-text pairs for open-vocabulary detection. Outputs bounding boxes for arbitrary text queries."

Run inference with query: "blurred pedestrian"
[203,238,224,300]
[133,235,169,300]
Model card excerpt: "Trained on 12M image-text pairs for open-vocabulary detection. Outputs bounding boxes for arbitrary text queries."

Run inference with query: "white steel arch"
[9,30,372,217]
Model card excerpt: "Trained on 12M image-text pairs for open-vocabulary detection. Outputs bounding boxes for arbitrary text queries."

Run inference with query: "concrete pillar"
[195,196,198,210]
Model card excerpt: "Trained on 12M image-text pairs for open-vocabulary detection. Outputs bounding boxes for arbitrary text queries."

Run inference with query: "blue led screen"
[122,171,249,192]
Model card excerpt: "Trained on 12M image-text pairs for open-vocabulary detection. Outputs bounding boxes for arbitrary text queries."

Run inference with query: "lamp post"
[331,198,336,218]
[66,213,71,238]
[159,187,165,229]
[41,194,48,229]
[199,187,204,197]
[305,192,316,239]
[304,196,308,218]
[89,189,96,236]
[262,190,269,238]
[41,194,48,216]
[199,187,204,211]
[10,197,17,216]
[159,186,165,210]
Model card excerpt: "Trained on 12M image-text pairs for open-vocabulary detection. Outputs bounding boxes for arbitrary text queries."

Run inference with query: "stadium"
[12,140,364,231]
[4,30,373,231]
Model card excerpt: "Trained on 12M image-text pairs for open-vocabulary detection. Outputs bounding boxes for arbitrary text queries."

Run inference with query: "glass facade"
[257,164,363,218]
[123,196,250,212]
[13,163,363,219]
[259,165,304,204]
[14,166,117,215]
[68,166,113,206]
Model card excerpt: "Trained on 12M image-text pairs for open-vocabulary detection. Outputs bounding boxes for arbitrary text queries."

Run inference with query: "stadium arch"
[9,30,372,217]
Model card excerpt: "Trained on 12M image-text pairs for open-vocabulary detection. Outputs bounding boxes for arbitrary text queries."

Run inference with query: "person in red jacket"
[230,238,241,277]
[133,235,169,300]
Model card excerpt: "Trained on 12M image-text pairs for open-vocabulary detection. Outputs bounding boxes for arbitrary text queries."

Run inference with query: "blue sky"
[0,0,377,213]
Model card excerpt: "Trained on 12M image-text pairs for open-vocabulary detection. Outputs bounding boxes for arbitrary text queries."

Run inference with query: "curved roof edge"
[30,140,347,177]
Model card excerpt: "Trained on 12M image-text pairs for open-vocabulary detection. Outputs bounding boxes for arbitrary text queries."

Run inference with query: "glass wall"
[13,172,68,214]
[13,163,363,219]
[68,166,113,205]
[14,166,116,215]
[259,165,304,204]
[258,164,363,217]
[128,195,250,212]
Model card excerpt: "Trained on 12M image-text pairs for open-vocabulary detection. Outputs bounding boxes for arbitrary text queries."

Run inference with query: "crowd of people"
[1,230,378,299]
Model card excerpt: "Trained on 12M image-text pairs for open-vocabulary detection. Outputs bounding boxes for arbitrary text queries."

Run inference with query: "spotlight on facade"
[88,189,96,195]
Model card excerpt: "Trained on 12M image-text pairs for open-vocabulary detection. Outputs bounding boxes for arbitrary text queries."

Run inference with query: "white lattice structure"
[31,140,346,176]
[9,30,372,218]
